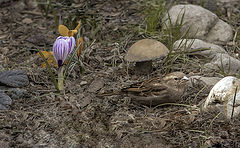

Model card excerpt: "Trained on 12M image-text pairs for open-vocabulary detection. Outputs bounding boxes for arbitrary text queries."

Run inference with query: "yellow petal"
[68,31,73,37]
[58,25,69,36]
[77,37,84,57]
[37,51,58,68]
[68,30,78,37]
[41,62,47,68]
[74,20,81,31]
[37,51,53,59]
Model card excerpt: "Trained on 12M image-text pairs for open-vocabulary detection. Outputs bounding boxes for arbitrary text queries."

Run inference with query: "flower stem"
[37,49,60,92]
[58,66,65,92]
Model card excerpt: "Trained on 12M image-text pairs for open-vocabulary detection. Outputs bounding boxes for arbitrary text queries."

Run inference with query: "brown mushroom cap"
[124,39,169,62]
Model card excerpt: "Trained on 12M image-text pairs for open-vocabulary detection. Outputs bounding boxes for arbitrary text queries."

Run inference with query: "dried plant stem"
[58,66,65,92]
[210,112,221,128]
[231,86,238,119]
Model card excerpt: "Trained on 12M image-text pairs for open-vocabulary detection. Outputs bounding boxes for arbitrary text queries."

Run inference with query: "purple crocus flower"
[53,36,75,67]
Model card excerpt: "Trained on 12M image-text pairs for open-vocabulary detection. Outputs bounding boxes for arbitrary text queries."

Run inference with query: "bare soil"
[1,0,240,147]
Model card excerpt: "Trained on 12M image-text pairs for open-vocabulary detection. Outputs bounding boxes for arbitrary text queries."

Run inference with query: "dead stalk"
[231,86,238,119]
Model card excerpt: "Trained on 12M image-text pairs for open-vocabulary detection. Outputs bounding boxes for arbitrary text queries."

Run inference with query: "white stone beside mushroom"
[204,76,240,119]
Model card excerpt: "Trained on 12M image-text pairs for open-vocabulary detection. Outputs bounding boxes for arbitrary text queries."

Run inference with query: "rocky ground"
[0,0,240,147]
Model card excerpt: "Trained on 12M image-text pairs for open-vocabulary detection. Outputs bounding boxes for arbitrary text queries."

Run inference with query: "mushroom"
[125,39,169,74]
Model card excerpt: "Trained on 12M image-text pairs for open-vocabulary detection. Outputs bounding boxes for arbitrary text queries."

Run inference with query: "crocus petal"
[53,37,70,67]
[67,36,75,54]
[57,36,75,54]
[52,36,76,67]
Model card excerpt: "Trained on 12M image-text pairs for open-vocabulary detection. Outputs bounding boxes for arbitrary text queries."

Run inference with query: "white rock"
[173,39,227,57]
[204,53,240,75]
[204,76,240,118]
[163,4,233,44]
[80,81,88,85]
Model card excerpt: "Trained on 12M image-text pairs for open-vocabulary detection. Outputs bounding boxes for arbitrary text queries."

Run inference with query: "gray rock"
[0,103,7,110]
[163,4,233,44]
[0,91,12,110]
[205,53,240,75]
[173,39,227,57]
[6,88,29,100]
[163,4,218,38]
[187,76,221,87]
[0,70,29,87]
[206,19,233,45]
[219,0,238,3]
[0,85,29,100]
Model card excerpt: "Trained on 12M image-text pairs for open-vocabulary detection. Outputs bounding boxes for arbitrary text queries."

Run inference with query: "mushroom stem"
[135,61,153,75]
